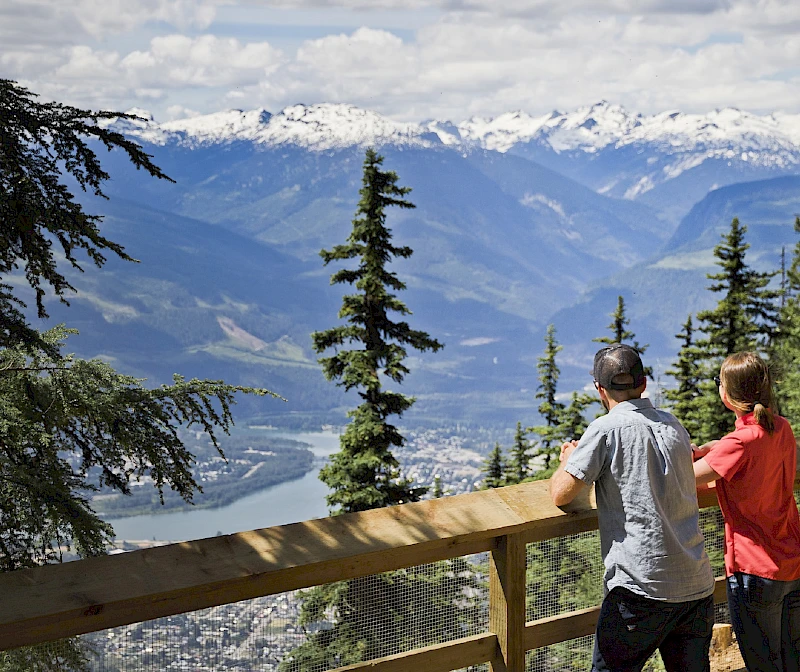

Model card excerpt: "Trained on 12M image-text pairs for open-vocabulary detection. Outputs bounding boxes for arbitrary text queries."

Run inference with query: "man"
[550,344,715,672]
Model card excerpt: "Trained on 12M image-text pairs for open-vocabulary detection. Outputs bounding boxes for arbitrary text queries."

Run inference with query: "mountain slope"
[542,175,800,393]
[111,100,800,228]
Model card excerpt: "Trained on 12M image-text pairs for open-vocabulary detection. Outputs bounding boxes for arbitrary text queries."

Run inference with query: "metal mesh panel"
[526,530,604,623]
[84,554,489,671]
[525,532,602,672]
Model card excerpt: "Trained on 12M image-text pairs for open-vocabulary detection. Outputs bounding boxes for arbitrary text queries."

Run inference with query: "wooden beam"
[713,575,727,604]
[489,533,526,672]
[331,633,498,672]
[524,606,599,650]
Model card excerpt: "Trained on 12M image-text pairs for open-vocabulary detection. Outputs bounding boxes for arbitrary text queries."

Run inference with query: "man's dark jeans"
[727,572,800,672]
[592,587,714,672]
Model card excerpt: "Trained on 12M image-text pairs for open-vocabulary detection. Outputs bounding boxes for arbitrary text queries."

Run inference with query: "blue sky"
[3,0,800,122]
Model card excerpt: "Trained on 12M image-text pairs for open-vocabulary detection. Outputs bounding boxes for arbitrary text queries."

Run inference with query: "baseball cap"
[592,344,646,390]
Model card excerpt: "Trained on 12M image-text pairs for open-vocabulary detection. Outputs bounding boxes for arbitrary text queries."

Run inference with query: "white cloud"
[3,0,800,121]
[41,0,220,37]
[121,35,283,88]
[166,105,202,120]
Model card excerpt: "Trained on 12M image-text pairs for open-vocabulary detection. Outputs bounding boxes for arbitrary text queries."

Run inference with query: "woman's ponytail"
[752,402,775,433]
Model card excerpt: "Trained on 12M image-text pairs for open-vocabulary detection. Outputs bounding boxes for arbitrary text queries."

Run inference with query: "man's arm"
[549,440,589,507]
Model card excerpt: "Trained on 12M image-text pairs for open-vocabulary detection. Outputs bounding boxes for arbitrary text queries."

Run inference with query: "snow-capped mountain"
[455,101,800,166]
[117,100,800,164]
[112,103,432,151]
[110,100,800,223]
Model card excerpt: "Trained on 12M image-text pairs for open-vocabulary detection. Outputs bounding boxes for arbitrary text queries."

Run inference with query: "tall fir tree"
[593,295,648,353]
[697,217,779,358]
[284,151,483,672]
[593,295,651,376]
[482,442,506,489]
[506,421,532,484]
[664,315,704,441]
[694,217,780,442]
[771,216,800,430]
[530,325,565,470]
[311,148,442,513]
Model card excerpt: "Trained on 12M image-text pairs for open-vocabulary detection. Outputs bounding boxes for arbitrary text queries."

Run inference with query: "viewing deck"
[0,478,767,671]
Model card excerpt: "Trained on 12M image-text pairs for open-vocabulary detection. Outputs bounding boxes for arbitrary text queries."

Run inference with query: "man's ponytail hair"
[720,352,775,433]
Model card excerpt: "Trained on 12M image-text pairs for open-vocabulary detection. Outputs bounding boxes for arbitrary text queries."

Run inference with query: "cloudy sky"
[3,0,800,123]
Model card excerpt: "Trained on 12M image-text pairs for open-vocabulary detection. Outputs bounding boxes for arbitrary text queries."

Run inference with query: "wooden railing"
[0,479,746,671]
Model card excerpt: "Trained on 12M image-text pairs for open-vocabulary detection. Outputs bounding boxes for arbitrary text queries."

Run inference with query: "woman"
[694,351,800,671]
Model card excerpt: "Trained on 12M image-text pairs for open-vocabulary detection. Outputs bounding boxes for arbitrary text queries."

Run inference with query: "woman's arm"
[694,457,722,486]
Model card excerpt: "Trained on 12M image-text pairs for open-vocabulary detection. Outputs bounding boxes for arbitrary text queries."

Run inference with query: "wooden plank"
[713,575,727,604]
[697,485,721,510]
[0,533,495,651]
[331,633,498,672]
[489,533,526,672]
[524,606,599,650]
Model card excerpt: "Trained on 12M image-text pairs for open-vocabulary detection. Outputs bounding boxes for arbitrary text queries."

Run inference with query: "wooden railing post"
[489,532,526,672]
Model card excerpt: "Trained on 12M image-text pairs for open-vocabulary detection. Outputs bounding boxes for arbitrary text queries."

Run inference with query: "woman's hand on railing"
[691,440,718,461]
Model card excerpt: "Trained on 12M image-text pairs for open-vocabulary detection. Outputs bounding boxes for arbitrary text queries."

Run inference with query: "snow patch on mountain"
[112,103,438,151]
[161,108,272,144]
[520,193,566,218]
[110,100,800,170]
[461,101,800,169]
[253,104,425,150]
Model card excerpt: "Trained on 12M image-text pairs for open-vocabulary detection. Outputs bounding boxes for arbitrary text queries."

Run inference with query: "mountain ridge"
[113,100,800,167]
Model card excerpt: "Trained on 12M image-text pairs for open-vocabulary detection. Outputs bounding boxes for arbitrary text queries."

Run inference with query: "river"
[105,429,340,542]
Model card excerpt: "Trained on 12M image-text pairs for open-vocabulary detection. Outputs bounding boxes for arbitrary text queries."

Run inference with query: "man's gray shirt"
[565,398,714,602]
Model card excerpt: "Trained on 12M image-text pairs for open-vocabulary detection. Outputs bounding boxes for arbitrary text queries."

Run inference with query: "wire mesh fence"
[74,555,490,671]
[4,495,748,672]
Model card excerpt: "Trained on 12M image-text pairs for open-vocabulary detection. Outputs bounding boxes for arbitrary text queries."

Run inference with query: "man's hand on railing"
[550,441,592,512]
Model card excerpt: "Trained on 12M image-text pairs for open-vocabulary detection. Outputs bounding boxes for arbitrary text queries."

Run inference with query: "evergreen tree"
[0,80,272,669]
[432,474,444,498]
[0,79,173,354]
[695,217,779,442]
[557,392,594,443]
[311,148,442,513]
[664,315,704,440]
[697,217,779,358]
[284,151,480,672]
[482,442,505,489]
[772,217,800,429]
[530,392,595,482]
[530,325,565,470]
[506,421,532,485]
[593,295,651,376]
[593,295,648,353]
